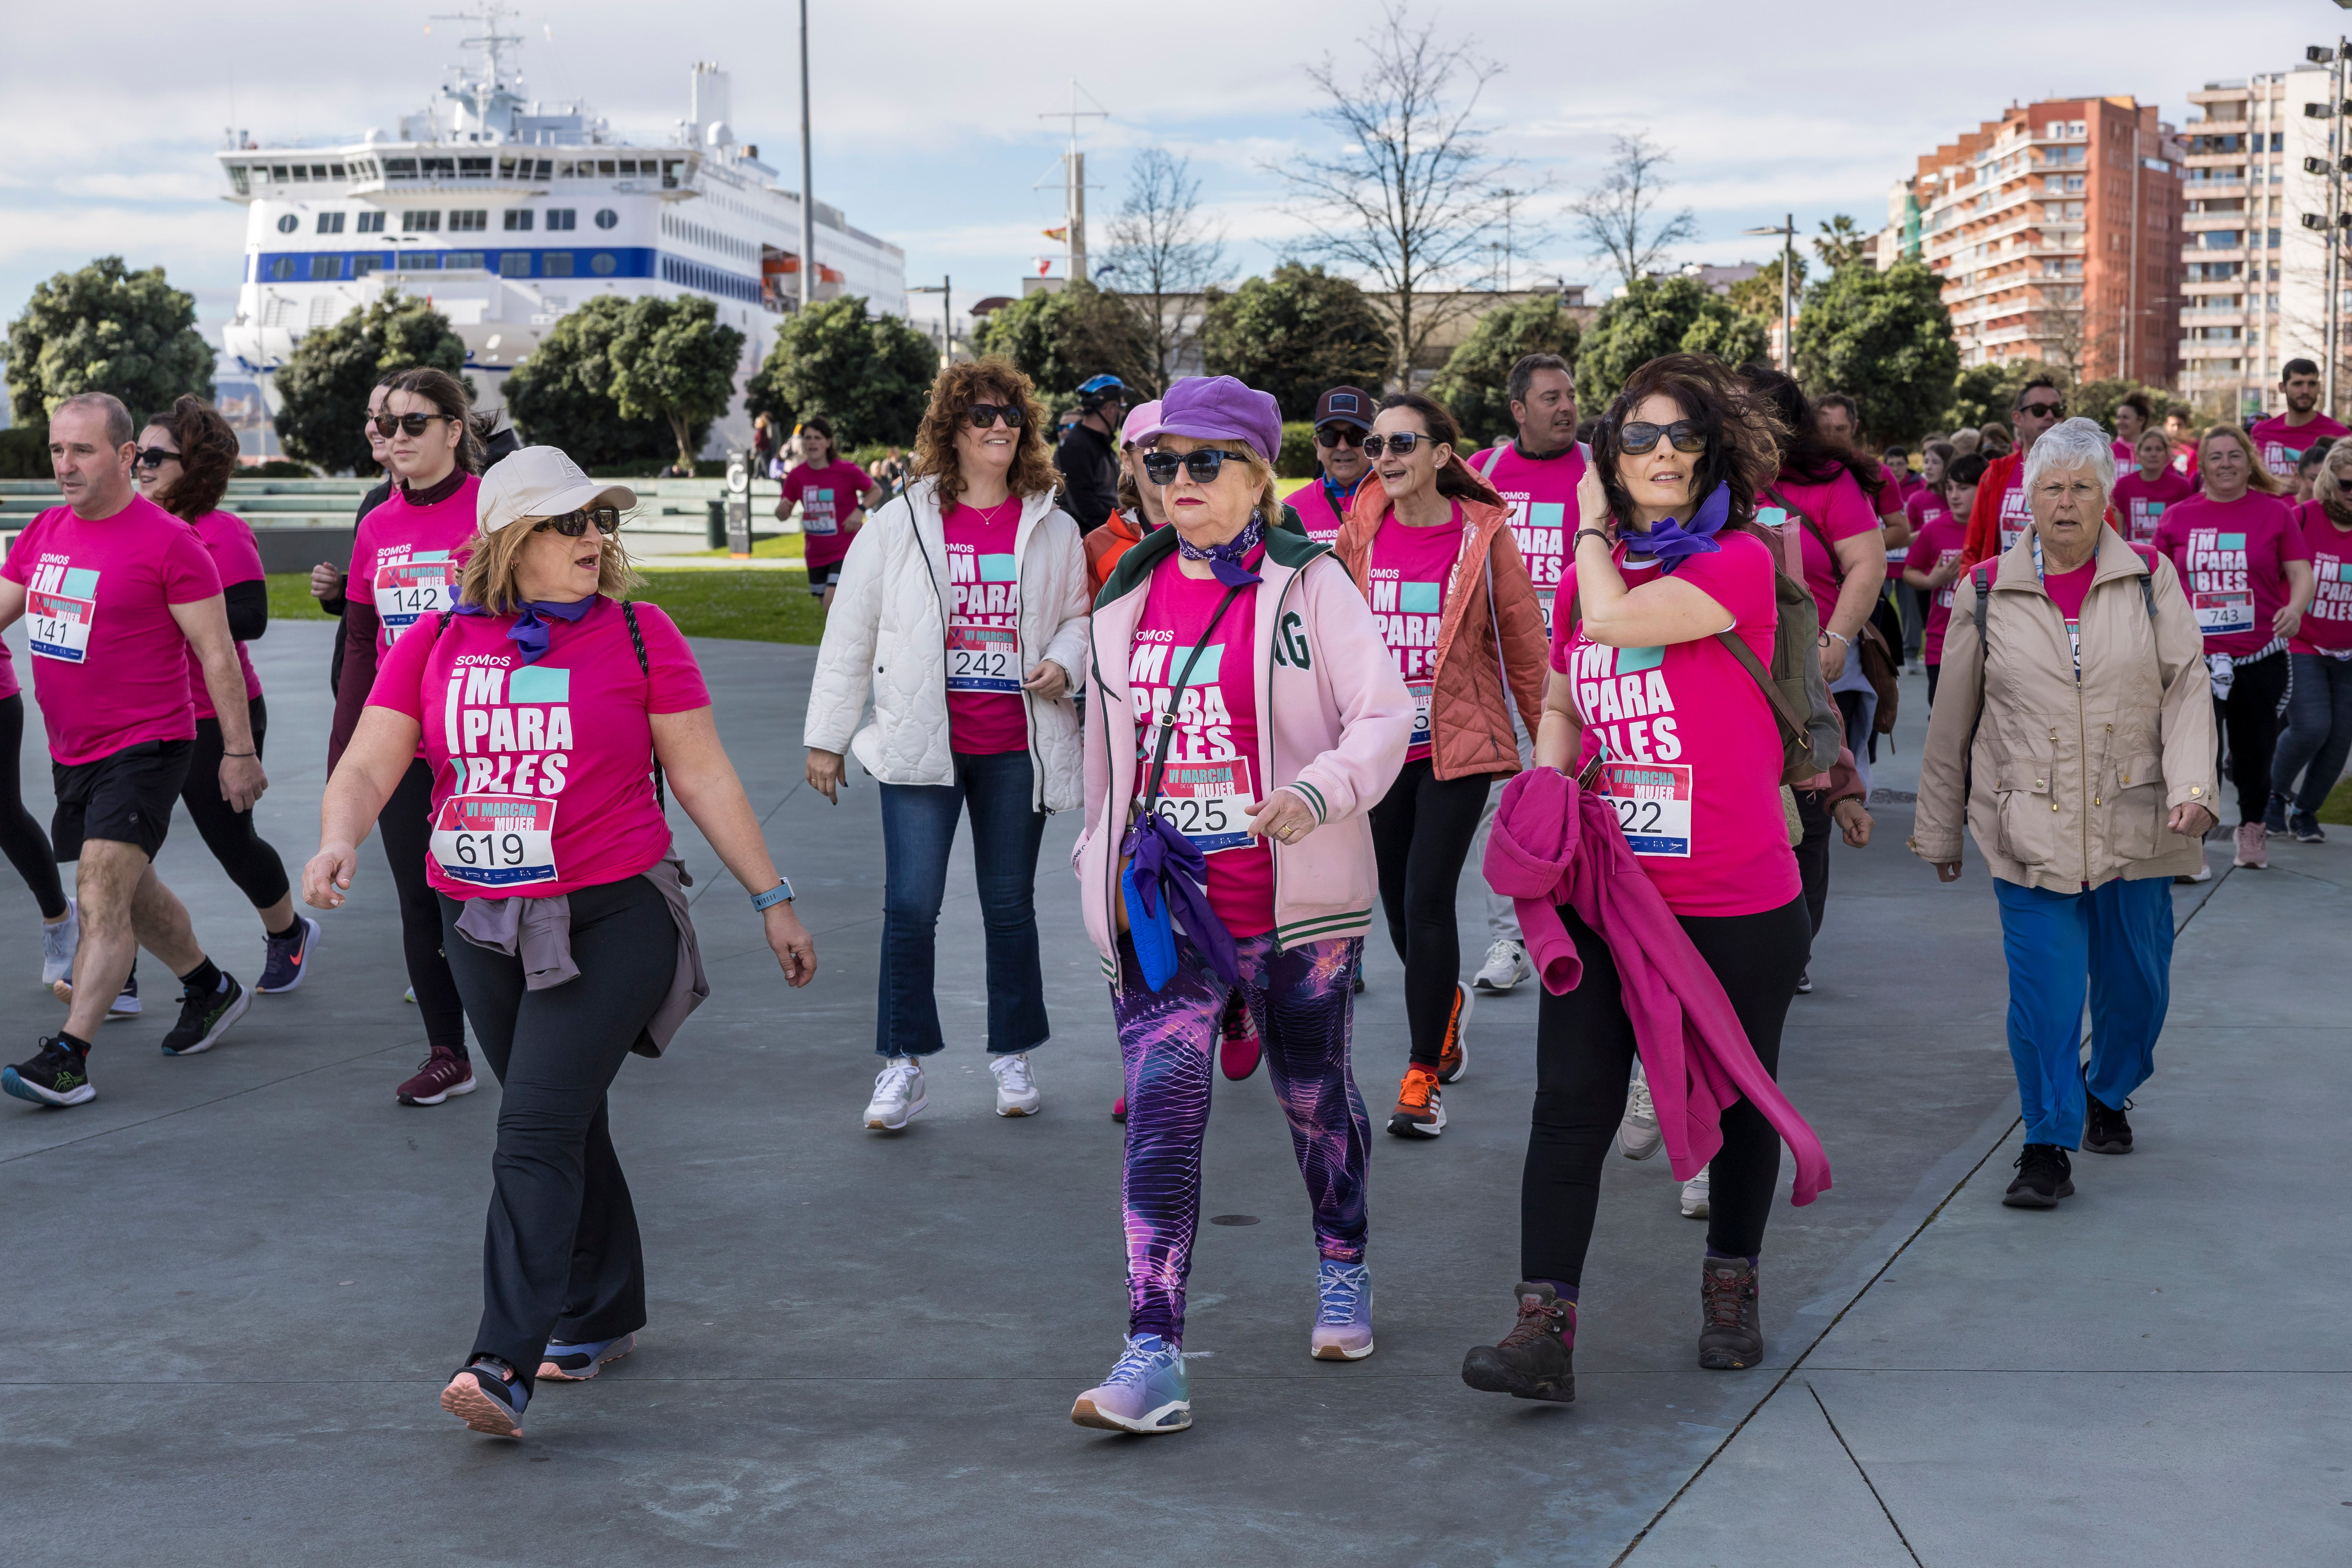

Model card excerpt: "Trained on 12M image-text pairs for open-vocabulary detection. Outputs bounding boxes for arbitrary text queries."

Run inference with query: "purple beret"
[1140,375,1284,466]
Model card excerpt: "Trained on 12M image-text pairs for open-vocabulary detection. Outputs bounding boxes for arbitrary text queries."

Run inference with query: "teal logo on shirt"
[1530,502,1566,528]
[1168,643,1222,682]
[2218,533,2246,550]
[508,666,570,703]
[411,550,451,563]
[1400,581,1441,614]
[979,554,1018,583]
[1617,645,1665,673]
[61,568,99,597]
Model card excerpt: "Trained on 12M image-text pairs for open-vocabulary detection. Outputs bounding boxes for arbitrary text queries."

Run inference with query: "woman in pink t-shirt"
[307,445,814,1441]
[777,416,877,615]
[1461,355,1812,1406]
[2267,440,2352,841]
[2112,429,2194,545]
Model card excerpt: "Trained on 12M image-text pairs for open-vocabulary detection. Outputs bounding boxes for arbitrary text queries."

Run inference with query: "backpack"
[1763,483,1903,736]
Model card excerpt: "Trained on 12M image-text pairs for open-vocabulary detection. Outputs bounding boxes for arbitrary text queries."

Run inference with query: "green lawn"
[267,569,828,645]
[2322,773,2352,826]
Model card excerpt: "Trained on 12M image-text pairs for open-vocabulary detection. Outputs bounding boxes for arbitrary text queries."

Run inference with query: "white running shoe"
[863,1057,927,1130]
[1472,938,1532,994]
[40,901,78,987]
[1618,1068,1662,1160]
[1680,1165,1711,1220]
[989,1052,1041,1117]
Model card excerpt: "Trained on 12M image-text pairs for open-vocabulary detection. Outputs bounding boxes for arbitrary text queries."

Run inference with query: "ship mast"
[430,1,525,137]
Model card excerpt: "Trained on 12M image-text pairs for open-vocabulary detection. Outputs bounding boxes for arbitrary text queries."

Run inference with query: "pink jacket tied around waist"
[1484,767,1831,1203]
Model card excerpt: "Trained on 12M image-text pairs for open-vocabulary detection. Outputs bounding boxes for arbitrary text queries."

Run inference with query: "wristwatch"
[750,879,795,911]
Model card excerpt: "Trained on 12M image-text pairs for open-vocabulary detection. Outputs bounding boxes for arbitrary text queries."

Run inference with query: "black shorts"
[53,739,194,863]
[807,561,844,598]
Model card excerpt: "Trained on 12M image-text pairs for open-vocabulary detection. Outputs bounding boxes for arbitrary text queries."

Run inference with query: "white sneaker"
[989,1052,1042,1117]
[1472,938,1532,995]
[863,1057,927,1130]
[1618,1068,1661,1160]
[1680,1165,1711,1219]
[40,901,78,987]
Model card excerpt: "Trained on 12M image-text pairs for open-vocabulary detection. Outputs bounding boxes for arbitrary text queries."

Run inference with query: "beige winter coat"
[1912,528,2217,892]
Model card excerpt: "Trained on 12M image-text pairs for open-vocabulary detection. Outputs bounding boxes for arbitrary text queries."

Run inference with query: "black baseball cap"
[1314,387,1373,430]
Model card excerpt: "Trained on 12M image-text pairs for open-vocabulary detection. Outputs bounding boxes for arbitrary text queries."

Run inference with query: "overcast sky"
[0,0,2327,349]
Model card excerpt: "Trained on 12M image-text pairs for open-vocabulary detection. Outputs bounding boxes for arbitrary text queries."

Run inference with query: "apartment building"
[2179,76,2288,421]
[1886,97,2184,387]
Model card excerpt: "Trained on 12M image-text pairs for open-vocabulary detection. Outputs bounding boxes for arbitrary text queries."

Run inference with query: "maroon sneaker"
[397,1046,478,1106]
[1218,991,1261,1081]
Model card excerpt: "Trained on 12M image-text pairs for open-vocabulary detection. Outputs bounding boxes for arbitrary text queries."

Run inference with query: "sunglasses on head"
[133,446,180,470]
[1315,423,1366,448]
[2019,400,2064,419]
[1617,419,1706,454]
[1141,448,1247,485]
[372,411,452,438]
[533,507,622,537]
[1361,432,1431,458]
[964,403,1026,429]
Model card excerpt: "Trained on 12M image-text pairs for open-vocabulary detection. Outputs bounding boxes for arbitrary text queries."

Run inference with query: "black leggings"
[2216,650,2290,822]
[1791,789,1831,940]
[1367,758,1493,1069]
[1522,893,1811,1283]
[0,695,66,919]
[385,758,468,1059]
[441,875,674,1394]
[181,698,290,911]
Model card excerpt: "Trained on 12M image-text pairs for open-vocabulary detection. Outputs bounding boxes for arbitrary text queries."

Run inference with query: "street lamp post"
[797,0,816,310]
[1743,215,1798,374]
[909,278,954,365]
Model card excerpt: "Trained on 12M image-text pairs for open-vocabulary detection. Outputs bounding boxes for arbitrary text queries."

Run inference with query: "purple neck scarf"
[1175,510,1267,587]
[1625,483,1730,575]
[454,595,595,664]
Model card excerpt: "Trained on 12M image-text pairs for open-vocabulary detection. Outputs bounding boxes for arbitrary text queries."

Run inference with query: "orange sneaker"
[1437,984,1472,1083]
[1387,1064,1446,1138]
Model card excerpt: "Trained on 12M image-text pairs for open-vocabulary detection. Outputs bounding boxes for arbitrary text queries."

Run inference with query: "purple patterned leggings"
[1111,931,1370,1344]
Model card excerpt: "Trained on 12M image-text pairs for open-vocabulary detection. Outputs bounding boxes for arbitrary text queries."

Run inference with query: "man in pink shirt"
[2249,358,2350,482]
[0,395,265,1109]
[1286,387,1376,545]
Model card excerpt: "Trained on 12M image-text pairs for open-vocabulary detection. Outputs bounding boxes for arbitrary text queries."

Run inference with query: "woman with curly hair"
[804,357,1091,1127]
[133,397,311,995]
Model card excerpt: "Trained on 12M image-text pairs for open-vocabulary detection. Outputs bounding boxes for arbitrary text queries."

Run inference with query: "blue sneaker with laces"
[1071,1334,1191,1434]
[537,1330,637,1382]
[1310,1259,1374,1360]
[439,1357,528,1438]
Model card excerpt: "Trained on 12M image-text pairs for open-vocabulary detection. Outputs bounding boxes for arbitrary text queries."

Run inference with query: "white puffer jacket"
[803,477,1090,811]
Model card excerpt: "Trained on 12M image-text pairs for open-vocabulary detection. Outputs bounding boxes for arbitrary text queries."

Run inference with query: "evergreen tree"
[271,290,465,474]
[1429,296,1583,443]
[5,256,212,425]
[1197,263,1393,420]
[744,296,938,446]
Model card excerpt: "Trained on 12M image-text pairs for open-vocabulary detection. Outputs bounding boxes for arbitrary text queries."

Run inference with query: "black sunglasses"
[133,446,180,469]
[1142,448,1247,486]
[1315,423,1367,448]
[1361,432,1431,457]
[372,412,452,438]
[533,507,622,537]
[2019,401,2064,418]
[1617,419,1707,454]
[964,403,1027,429]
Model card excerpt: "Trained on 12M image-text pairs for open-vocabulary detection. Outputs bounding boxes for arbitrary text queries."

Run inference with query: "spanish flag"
[1042,226,1067,242]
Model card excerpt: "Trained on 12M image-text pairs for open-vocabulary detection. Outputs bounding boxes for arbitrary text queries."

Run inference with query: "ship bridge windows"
[356,211,385,234]
[403,211,441,232]
[228,167,250,196]
[383,158,418,178]
[496,157,555,181]
[546,209,577,231]
[422,156,456,178]
[329,164,347,179]
[450,210,488,232]
[317,212,345,235]
[459,158,492,178]
[598,160,616,177]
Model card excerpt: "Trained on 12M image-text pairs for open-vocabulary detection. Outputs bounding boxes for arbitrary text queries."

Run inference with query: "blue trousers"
[1993,876,2174,1149]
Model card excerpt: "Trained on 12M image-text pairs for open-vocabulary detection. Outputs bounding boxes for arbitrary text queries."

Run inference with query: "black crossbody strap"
[621,600,666,813]
[1141,583,1248,814]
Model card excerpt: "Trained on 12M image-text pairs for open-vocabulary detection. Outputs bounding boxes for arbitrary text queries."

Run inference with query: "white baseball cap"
[477,446,637,534]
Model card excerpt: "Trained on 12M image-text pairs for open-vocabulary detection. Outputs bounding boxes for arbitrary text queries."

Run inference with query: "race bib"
[375,554,454,643]
[946,623,1020,692]
[1406,678,1434,751]
[1148,755,1256,854]
[1599,760,1693,858]
[25,588,93,663]
[430,793,558,887]
[801,486,838,535]
[1998,486,2033,552]
[2193,590,2254,636]
[1537,587,1556,639]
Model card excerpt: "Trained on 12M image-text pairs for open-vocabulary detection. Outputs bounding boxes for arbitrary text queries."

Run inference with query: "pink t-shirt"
[4,496,222,766]
[2151,490,2310,658]
[2112,467,2195,545]
[1551,531,1800,919]
[784,460,874,572]
[942,501,1028,756]
[1762,471,1878,627]
[2248,413,2350,481]
[1129,551,1274,937]
[1906,513,1969,665]
[365,597,709,900]
[2288,500,2352,655]
[1991,460,2035,554]
[350,476,481,657]
[184,510,265,719]
[1476,442,1586,637]
[1369,503,1466,762]
[1289,473,1365,546]
[2043,554,2096,632]
[1903,490,1953,536]
[2111,437,2137,472]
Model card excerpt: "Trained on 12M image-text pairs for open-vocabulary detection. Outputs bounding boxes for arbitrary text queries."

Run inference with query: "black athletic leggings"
[1367,758,1494,1069]
[182,697,290,911]
[385,758,468,1059]
[441,875,673,1395]
[2216,650,2290,823]
[0,695,66,919]
[1522,893,1811,1283]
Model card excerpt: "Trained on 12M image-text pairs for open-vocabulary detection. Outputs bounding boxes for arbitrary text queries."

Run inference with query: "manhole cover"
[1207,1214,1260,1227]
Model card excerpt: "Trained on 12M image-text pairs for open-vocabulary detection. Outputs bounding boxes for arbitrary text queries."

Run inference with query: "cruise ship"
[217,4,907,453]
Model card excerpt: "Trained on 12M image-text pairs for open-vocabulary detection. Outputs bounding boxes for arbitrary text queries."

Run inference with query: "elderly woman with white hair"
[1911,418,2217,1210]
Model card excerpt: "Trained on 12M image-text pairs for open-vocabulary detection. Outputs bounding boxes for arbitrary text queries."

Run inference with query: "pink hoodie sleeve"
[1283,557,1415,823]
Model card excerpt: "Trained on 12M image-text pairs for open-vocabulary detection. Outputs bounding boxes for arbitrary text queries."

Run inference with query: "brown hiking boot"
[1698,1256,1762,1370]
[1461,1281,1575,1403]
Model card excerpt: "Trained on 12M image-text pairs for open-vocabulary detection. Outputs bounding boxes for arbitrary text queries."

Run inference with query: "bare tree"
[1102,149,1227,390]
[1276,3,1520,387]
[1570,132,1699,288]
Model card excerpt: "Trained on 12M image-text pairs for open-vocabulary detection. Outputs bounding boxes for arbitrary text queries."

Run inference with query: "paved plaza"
[2,619,2343,1566]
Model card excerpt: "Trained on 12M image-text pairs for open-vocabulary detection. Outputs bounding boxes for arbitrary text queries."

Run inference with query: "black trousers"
[1367,757,1493,1069]
[1925,662,1942,707]
[385,759,468,1058]
[1522,894,1811,1283]
[2215,650,2290,823]
[1791,788,1833,940]
[181,697,290,911]
[0,695,65,919]
[440,875,675,1394]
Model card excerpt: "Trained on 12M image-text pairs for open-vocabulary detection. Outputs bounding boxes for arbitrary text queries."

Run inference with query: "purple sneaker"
[1309,1259,1374,1360]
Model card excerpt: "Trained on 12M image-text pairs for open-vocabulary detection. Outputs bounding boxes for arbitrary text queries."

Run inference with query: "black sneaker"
[439,1357,529,1437]
[2263,792,2290,836]
[2002,1143,2074,1208]
[1461,1281,1575,1403]
[2291,812,2325,844]
[1698,1256,1763,1370]
[1795,971,1813,995]
[2,1037,94,1107]
[2082,1084,2134,1155]
[160,973,250,1057]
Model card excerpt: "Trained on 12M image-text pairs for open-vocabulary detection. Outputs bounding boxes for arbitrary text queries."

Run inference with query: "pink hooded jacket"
[1485,767,1831,1202]
[1075,523,1415,983]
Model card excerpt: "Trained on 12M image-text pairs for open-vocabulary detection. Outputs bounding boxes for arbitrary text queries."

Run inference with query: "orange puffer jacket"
[1335,479,1550,780]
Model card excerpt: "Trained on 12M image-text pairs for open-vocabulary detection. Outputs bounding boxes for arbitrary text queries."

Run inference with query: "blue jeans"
[1993,876,2174,1149]
[2270,652,2352,817]
[875,750,1050,1059]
